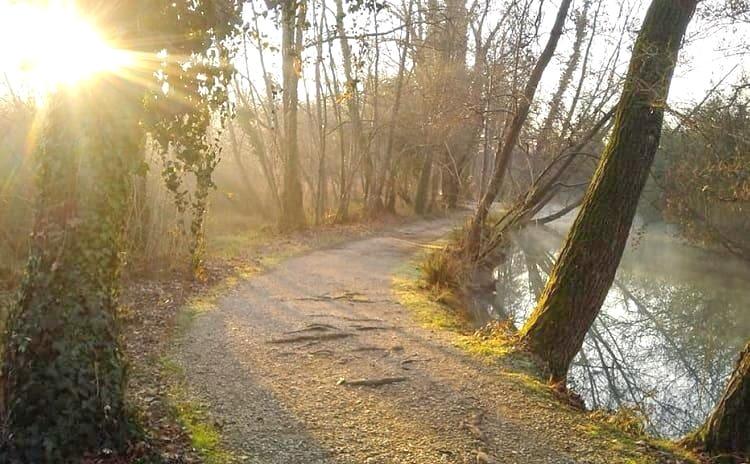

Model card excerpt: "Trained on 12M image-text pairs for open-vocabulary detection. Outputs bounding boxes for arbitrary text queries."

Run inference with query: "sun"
[0,2,132,92]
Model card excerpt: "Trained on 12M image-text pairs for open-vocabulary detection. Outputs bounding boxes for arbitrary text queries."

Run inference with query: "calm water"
[472,218,750,438]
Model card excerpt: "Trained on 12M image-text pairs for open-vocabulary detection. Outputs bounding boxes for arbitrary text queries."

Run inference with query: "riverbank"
[393,254,701,464]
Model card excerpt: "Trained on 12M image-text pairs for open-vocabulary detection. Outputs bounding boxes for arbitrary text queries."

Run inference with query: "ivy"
[0,82,140,463]
[0,1,243,461]
[145,2,242,276]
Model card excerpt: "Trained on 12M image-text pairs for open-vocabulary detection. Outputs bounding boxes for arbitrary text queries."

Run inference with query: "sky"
[0,0,748,110]
[233,0,750,118]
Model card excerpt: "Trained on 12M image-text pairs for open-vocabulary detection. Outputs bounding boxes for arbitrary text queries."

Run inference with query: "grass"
[393,250,702,464]
[159,267,251,463]
[159,357,236,464]
[392,264,539,379]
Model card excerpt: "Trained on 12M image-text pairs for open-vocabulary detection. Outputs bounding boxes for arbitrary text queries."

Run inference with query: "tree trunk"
[370,0,413,213]
[519,0,698,382]
[313,0,327,224]
[464,0,573,259]
[279,0,307,230]
[0,83,138,461]
[537,1,590,156]
[334,0,370,203]
[441,155,461,209]
[684,342,750,458]
[414,152,433,215]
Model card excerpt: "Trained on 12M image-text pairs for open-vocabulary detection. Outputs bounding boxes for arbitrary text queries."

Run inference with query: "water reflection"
[475,223,750,438]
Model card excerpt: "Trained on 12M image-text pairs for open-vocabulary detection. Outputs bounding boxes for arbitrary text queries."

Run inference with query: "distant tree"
[463,0,573,258]
[279,0,307,230]
[660,93,750,261]
[519,0,698,382]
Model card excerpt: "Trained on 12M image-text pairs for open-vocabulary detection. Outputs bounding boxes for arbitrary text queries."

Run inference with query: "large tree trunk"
[0,83,139,462]
[464,0,573,259]
[519,0,698,382]
[279,0,307,230]
[684,342,750,458]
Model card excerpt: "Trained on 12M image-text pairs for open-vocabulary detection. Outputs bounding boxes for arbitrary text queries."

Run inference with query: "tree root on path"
[351,325,392,331]
[293,291,374,303]
[336,376,408,387]
[267,333,354,344]
[308,349,334,356]
[351,346,389,352]
[309,313,384,322]
[400,356,432,370]
[284,323,339,334]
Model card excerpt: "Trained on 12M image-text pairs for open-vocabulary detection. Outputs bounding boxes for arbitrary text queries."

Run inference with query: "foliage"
[145,1,243,275]
[660,92,750,259]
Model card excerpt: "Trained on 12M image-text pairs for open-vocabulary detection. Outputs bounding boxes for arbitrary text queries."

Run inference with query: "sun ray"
[0,2,135,94]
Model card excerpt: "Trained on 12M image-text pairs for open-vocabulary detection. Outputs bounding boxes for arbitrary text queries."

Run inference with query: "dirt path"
[175,218,644,464]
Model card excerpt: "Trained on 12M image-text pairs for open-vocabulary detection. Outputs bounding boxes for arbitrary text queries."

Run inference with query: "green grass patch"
[207,225,275,260]
[159,357,236,464]
[393,260,533,368]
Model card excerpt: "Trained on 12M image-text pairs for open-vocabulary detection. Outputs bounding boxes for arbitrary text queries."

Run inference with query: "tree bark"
[279,0,307,230]
[519,0,698,382]
[683,342,750,458]
[414,152,433,215]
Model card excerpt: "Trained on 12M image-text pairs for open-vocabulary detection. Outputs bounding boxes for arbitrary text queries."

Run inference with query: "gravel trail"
[175,218,646,464]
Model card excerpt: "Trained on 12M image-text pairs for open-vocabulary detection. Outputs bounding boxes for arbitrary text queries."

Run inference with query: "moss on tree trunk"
[519,0,698,381]
[684,342,750,458]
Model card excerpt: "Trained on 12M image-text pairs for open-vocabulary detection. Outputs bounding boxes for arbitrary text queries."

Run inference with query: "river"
[470,213,750,438]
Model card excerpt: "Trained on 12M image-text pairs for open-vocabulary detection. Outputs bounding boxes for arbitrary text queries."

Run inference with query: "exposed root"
[308,349,334,356]
[351,325,391,331]
[309,313,384,322]
[268,333,354,344]
[337,376,408,387]
[351,346,389,352]
[294,291,373,303]
[285,323,339,334]
[400,356,431,370]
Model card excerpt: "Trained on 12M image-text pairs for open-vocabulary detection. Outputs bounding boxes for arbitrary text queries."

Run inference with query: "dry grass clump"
[419,246,465,290]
